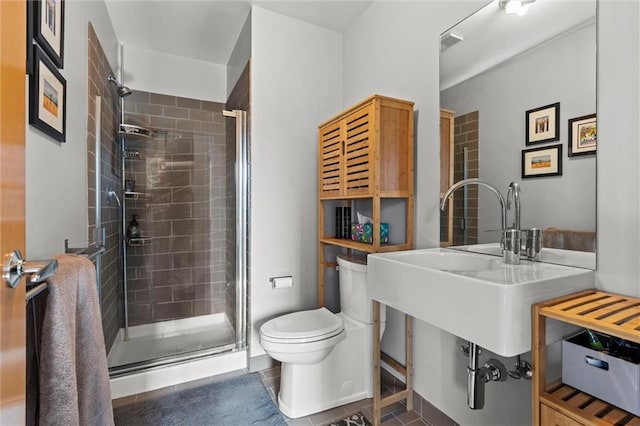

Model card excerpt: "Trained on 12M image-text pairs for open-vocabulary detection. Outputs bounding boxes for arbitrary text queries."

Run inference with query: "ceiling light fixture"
[498,0,535,16]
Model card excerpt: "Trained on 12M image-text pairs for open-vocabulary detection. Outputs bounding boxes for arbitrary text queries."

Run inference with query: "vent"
[440,32,464,52]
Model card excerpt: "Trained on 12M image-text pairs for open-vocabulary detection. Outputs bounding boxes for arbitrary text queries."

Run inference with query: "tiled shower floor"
[107,313,235,368]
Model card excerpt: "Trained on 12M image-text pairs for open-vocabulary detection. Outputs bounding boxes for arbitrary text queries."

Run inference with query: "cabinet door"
[319,120,343,198]
[540,404,584,426]
[344,103,374,197]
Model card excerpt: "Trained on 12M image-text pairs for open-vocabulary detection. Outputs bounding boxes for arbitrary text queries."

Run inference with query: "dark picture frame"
[522,144,562,178]
[28,0,65,69]
[568,114,596,157]
[29,45,66,142]
[525,102,560,145]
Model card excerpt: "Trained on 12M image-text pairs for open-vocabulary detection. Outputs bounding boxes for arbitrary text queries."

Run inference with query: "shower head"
[107,74,133,98]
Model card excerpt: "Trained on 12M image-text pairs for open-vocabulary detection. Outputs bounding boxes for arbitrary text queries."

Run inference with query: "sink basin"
[367,248,595,356]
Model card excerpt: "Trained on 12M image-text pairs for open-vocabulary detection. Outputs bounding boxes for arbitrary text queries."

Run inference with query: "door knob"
[3,250,58,288]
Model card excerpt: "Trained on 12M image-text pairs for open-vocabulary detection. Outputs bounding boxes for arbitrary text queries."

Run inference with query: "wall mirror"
[439,0,596,269]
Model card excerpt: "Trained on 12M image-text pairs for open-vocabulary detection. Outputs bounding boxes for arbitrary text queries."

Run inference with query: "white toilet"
[259,255,385,418]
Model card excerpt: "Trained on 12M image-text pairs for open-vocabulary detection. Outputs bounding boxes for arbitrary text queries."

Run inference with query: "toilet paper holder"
[270,275,293,289]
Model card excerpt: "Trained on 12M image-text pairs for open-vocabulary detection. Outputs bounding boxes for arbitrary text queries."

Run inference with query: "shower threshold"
[107,312,237,376]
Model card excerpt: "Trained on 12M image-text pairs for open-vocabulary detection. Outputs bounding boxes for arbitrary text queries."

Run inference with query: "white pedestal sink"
[367,248,595,357]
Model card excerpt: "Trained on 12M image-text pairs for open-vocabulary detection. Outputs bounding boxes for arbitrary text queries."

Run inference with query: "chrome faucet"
[440,178,507,233]
[506,182,520,231]
[441,178,520,264]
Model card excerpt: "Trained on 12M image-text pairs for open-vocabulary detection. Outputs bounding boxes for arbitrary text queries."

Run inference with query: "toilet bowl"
[260,307,346,365]
[259,255,385,419]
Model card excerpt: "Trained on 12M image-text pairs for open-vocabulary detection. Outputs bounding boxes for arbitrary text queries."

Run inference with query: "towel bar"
[3,250,58,289]
[26,283,48,303]
[64,240,106,261]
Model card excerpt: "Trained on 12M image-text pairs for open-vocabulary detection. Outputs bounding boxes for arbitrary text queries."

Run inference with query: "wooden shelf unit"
[317,95,415,426]
[533,290,640,426]
[318,94,415,305]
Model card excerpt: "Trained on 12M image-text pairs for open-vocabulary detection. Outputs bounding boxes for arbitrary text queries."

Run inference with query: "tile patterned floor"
[258,366,430,426]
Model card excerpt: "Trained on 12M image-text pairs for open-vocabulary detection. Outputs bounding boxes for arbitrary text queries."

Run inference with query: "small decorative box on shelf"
[351,223,389,244]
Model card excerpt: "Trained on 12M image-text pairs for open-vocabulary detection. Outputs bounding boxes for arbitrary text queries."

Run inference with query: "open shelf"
[123,191,148,200]
[319,237,411,253]
[126,236,153,247]
[123,149,142,159]
[541,382,640,425]
[119,124,152,138]
[533,290,640,425]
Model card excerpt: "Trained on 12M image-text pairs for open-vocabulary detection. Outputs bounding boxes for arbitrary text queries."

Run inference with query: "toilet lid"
[260,307,343,341]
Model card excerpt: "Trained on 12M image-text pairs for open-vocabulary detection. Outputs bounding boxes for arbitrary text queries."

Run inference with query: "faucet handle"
[525,228,543,261]
[503,229,521,265]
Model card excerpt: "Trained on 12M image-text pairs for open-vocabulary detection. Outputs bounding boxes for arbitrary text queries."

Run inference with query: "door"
[0,1,27,424]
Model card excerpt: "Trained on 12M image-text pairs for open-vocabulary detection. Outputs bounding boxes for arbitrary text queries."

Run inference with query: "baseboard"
[110,349,247,399]
[248,353,275,373]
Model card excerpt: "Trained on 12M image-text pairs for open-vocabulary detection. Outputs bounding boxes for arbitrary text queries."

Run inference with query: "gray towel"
[39,254,114,426]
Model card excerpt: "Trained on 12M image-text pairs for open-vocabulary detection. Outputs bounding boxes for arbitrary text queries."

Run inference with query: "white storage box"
[562,330,640,416]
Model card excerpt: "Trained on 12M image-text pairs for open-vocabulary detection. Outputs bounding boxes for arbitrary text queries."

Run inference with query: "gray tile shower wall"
[87,23,123,352]
[452,111,479,246]
[122,90,229,326]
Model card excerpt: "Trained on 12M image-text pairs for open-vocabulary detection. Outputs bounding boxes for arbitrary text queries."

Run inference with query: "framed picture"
[568,114,596,157]
[526,102,560,145]
[29,45,66,142]
[522,144,562,178]
[29,0,65,69]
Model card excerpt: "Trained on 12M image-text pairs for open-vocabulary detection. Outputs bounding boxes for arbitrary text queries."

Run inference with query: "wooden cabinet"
[532,291,640,426]
[318,94,414,305]
[318,95,416,426]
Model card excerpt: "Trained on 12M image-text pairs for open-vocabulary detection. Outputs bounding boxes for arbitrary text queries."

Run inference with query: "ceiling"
[104,1,373,65]
[440,0,596,90]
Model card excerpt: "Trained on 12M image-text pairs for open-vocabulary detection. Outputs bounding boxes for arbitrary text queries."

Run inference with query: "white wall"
[26,1,119,259]
[441,24,596,237]
[123,45,227,102]
[249,6,343,358]
[596,0,640,296]
[227,12,251,96]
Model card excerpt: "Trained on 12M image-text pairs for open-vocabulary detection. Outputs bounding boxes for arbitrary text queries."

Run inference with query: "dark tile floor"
[258,365,428,426]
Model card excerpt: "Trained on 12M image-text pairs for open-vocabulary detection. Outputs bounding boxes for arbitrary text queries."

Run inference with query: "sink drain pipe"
[464,342,507,409]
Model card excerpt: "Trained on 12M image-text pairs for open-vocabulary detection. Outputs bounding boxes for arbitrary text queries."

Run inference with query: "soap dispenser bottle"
[127,214,141,239]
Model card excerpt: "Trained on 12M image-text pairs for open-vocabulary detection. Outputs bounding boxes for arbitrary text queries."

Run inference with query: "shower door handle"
[2,250,58,288]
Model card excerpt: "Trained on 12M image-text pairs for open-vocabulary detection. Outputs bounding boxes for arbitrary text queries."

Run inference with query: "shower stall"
[88,33,250,380]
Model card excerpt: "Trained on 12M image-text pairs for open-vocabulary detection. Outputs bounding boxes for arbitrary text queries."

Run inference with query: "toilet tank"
[337,255,385,324]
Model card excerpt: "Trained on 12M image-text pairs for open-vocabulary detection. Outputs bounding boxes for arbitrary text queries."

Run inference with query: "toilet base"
[276,314,378,419]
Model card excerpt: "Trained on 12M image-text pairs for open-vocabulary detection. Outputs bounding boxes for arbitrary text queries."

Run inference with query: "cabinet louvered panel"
[319,121,342,197]
[344,105,373,195]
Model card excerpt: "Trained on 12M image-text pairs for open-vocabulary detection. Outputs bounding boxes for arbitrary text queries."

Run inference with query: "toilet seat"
[260,307,344,344]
